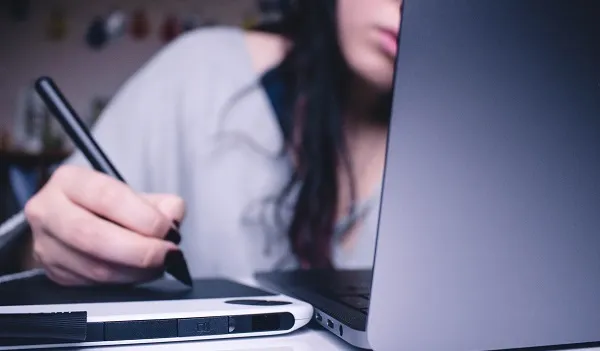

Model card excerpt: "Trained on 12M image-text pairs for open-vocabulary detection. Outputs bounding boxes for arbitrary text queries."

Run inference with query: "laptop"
[256,0,600,350]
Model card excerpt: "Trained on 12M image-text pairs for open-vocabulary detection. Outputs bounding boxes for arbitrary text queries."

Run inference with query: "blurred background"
[0,0,290,224]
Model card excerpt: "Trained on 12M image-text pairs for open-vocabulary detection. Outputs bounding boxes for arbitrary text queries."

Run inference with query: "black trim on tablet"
[0,312,296,346]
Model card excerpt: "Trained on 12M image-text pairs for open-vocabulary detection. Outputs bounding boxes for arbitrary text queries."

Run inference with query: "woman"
[19,0,402,286]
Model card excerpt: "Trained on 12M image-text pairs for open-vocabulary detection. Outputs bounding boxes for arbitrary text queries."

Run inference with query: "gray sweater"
[13,27,381,280]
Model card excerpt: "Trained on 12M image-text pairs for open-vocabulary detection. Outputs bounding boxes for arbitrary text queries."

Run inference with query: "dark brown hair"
[274,0,385,269]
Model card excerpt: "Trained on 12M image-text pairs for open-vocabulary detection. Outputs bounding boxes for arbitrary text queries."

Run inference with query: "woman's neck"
[340,74,391,196]
[343,74,391,130]
[336,76,390,248]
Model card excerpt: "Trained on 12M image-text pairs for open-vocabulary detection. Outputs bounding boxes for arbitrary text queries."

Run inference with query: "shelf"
[0,149,71,167]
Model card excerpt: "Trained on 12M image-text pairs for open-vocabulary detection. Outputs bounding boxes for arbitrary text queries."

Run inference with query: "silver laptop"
[257,0,600,349]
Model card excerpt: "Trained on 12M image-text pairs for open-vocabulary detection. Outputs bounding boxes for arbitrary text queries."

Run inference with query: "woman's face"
[336,0,403,92]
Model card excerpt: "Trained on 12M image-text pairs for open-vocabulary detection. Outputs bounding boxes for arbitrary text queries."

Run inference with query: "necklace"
[333,192,379,239]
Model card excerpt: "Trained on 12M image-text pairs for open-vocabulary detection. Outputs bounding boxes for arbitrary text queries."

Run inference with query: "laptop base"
[255,269,372,349]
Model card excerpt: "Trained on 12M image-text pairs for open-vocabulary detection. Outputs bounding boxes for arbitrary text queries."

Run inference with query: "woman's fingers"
[24,164,186,287]
[51,165,178,240]
[141,193,186,227]
[35,229,163,286]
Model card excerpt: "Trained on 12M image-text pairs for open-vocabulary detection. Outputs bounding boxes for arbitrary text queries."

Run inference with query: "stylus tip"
[164,251,193,288]
[180,267,193,287]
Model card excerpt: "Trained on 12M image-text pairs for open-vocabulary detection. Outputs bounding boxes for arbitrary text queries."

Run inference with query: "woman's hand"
[24,165,185,286]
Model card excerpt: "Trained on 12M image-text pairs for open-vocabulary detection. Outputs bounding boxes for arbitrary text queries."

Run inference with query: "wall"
[0,0,259,133]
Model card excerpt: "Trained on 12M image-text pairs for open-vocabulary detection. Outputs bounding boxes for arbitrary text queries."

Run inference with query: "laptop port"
[327,319,334,329]
[339,324,343,336]
[315,313,322,322]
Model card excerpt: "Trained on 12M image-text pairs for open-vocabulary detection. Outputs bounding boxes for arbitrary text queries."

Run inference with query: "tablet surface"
[0,274,277,306]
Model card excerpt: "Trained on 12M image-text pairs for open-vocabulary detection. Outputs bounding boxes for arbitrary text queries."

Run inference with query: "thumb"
[141,193,186,226]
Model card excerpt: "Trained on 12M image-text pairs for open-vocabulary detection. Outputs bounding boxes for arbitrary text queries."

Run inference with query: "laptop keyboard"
[255,269,373,318]
[338,295,370,314]
[318,282,372,314]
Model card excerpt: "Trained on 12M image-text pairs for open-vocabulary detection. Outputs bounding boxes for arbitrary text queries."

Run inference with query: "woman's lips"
[377,27,399,57]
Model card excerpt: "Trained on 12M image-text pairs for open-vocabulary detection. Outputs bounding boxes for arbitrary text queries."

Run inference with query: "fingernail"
[173,220,180,229]
[164,227,181,245]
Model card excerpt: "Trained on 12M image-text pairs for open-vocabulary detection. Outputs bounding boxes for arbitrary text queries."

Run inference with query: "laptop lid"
[368,1,600,350]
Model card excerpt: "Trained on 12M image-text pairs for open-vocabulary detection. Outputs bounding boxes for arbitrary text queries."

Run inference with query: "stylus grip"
[0,311,87,341]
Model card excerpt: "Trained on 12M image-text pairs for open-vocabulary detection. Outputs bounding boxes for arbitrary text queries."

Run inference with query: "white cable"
[0,211,26,239]
[0,269,45,285]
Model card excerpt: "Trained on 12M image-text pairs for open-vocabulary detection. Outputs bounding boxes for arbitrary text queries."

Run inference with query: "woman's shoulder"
[243,30,290,75]
[146,27,289,153]
[155,26,289,79]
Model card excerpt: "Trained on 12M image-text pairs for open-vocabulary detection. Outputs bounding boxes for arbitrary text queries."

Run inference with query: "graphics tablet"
[0,272,313,350]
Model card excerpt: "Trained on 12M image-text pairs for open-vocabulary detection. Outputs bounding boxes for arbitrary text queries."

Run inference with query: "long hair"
[257,0,393,269]
[270,0,358,269]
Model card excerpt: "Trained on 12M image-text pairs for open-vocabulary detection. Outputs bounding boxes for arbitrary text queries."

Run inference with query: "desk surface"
[81,325,360,351]
[73,327,600,351]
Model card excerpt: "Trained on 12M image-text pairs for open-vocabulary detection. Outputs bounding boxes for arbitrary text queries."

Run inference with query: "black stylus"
[34,76,192,287]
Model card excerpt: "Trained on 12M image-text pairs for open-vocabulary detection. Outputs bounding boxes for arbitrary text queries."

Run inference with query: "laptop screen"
[370,1,600,350]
